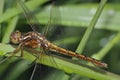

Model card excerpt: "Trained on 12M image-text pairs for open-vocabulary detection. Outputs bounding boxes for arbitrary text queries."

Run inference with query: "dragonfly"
[9,0,107,68]
[3,0,108,79]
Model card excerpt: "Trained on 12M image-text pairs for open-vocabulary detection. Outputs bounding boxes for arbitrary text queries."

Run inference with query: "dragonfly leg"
[0,43,23,64]
[12,43,23,55]
[20,45,24,57]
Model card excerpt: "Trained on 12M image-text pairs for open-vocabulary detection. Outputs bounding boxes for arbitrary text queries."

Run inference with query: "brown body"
[10,30,107,68]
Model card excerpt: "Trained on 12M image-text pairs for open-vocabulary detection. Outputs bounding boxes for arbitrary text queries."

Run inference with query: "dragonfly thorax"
[21,31,49,48]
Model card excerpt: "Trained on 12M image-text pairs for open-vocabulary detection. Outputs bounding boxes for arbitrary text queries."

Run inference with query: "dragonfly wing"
[17,0,41,32]
[43,1,61,37]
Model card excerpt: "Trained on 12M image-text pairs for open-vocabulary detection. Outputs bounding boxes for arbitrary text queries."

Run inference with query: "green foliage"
[0,0,120,80]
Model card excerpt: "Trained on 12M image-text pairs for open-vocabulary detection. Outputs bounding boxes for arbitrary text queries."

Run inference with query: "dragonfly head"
[10,30,22,44]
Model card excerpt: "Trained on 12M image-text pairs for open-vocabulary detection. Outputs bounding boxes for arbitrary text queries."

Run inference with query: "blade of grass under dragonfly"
[0,44,120,80]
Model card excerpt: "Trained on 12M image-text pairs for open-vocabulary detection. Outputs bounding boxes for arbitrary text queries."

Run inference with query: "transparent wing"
[45,2,62,40]
[43,1,61,38]
[17,0,41,32]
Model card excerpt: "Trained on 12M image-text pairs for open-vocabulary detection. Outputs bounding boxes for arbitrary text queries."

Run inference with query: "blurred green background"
[0,0,120,80]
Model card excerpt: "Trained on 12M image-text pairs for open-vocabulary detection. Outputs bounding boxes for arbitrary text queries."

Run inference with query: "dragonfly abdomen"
[48,43,107,68]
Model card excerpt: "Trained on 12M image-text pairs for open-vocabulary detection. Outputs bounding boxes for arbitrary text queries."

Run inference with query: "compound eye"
[10,30,21,44]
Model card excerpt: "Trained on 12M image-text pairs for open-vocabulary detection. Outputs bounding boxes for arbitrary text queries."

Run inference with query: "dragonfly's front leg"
[0,43,23,64]
[13,44,21,54]
[11,43,24,57]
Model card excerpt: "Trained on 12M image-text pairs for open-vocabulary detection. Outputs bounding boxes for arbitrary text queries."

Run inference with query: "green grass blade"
[0,0,47,23]
[4,60,30,80]
[0,43,120,80]
[2,16,19,43]
[0,0,4,40]
[0,1,120,32]
[92,32,120,60]
[76,0,107,53]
